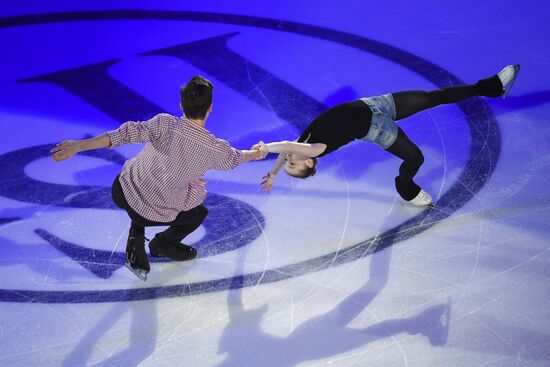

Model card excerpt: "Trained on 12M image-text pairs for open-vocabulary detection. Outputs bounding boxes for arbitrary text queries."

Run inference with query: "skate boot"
[125,231,150,281]
[149,233,197,261]
[497,64,520,99]
[409,189,433,207]
[476,64,520,98]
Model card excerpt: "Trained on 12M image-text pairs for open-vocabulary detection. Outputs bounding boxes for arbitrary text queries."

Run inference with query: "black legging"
[386,85,479,200]
[111,175,208,244]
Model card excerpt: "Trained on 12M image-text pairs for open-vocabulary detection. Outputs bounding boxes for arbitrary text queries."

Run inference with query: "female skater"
[257,65,520,206]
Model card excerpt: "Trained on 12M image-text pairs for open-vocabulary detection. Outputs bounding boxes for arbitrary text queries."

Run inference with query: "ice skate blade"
[407,201,435,208]
[125,261,148,281]
[502,64,520,99]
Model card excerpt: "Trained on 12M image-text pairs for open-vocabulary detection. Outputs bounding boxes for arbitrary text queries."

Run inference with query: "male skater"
[51,76,266,280]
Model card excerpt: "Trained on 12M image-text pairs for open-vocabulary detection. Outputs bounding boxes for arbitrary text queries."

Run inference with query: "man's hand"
[252,149,264,160]
[260,173,276,193]
[251,141,269,160]
[50,140,81,162]
[242,145,267,162]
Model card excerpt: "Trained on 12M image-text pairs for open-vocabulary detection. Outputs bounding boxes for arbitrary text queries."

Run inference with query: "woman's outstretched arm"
[256,140,326,193]
[262,140,326,156]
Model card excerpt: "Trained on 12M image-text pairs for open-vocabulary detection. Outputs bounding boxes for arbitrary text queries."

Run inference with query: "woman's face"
[284,153,310,176]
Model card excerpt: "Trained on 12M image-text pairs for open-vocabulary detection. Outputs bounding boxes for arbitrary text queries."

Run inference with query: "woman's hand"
[50,140,82,162]
[251,141,269,160]
[260,172,276,193]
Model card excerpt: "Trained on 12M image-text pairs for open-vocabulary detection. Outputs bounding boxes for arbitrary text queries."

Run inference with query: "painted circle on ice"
[0,10,500,303]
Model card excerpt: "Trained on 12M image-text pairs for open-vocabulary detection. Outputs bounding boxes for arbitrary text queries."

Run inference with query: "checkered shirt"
[106,113,245,222]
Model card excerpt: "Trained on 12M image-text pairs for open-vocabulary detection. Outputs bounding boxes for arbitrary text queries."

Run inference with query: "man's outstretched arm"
[50,133,111,162]
[50,114,170,162]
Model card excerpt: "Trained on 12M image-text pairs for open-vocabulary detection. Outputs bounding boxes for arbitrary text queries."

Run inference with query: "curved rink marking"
[0,10,500,303]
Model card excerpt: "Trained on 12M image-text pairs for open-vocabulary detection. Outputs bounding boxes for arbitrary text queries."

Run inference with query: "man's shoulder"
[169,118,220,146]
[192,128,231,151]
[154,113,179,124]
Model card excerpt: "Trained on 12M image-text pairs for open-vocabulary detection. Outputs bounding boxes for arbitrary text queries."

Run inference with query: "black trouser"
[111,175,208,245]
[386,84,480,200]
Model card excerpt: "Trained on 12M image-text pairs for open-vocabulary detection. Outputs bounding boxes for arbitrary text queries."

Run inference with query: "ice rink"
[1,1,549,366]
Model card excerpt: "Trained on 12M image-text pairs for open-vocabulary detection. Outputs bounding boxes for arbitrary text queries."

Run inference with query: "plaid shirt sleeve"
[106,113,171,148]
[210,138,246,170]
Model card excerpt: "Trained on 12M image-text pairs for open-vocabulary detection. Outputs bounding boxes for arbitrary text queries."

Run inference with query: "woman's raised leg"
[391,65,519,120]
[392,85,478,121]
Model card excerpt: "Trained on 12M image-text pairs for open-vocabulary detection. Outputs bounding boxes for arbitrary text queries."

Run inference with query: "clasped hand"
[251,141,269,160]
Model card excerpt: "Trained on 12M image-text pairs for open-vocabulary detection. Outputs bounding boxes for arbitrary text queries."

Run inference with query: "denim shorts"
[360,94,398,149]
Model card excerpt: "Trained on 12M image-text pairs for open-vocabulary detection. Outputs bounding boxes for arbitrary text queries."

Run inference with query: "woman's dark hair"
[288,158,317,179]
[180,76,214,119]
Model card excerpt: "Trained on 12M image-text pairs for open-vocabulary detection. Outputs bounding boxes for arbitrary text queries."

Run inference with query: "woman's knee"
[404,147,424,169]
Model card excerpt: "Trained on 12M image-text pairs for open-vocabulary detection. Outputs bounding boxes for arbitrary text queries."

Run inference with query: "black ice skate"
[149,233,197,261]
[125,232,151,281]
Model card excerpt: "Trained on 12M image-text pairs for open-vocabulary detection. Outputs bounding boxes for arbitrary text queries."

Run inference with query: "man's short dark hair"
[180,76,214,120]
